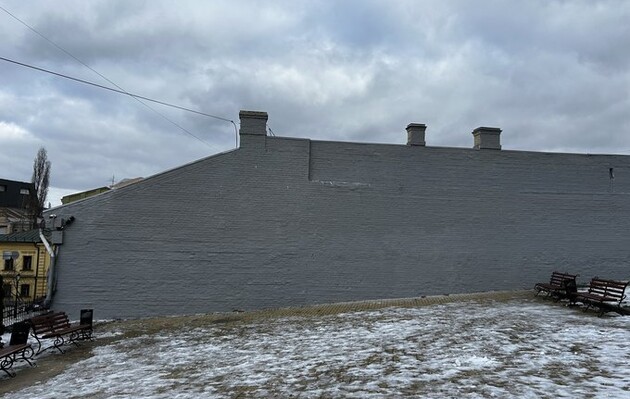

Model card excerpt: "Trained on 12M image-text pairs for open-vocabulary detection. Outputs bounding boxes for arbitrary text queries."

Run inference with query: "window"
[0,225,7,234]
[22,256,33,271]
[4,258,14,271]
[2,284,11,297]
[0,184,6,192]
[20,284,30,298]
[20,188,30,195]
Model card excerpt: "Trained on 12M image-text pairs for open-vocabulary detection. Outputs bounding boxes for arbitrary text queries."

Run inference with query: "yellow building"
[1,229,53,302]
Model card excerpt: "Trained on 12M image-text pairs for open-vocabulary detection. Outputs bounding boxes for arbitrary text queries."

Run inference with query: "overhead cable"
[0,5,238,147]
[0,56,238,145]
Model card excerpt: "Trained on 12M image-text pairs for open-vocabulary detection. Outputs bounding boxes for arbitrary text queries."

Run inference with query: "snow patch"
[2,299,629,398]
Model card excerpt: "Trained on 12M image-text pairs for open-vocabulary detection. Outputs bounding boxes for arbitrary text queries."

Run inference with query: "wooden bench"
[0,322,35,378]
[575,278,629,316]
[28,309,93,355]
[534,271,578,300]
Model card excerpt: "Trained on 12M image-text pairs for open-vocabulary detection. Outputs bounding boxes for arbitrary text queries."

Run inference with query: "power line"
[0,5,123,89]
[0,4,238,147]
[0,55,238,145]
[0,56,234,123]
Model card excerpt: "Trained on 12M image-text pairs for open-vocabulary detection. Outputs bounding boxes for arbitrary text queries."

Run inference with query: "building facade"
[44,111,630,319]
[0,229,51,302]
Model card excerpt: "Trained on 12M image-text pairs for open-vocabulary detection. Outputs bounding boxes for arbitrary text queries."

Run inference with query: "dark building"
[44,111,630,319]
[0,179,33,209]
[0,179,34,234]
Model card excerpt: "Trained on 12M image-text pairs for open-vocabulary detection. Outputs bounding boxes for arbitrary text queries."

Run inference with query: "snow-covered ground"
[3,298,630,398]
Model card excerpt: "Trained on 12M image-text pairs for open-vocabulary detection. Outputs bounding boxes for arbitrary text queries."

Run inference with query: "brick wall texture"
[46,132,630,319]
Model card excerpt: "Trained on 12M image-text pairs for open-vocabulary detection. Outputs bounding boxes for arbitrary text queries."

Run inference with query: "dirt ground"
[0,290,556,396]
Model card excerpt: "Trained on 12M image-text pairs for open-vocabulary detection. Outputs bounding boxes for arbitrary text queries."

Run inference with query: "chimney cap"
[239,110,268,120]
[406,123,426,129]
[472,126,502,134]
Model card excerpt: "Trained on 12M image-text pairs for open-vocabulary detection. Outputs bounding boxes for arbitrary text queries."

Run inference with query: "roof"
[61,186,110,204]
[0,207,31,221]
[0,228,50,243]
[60,177,144,205]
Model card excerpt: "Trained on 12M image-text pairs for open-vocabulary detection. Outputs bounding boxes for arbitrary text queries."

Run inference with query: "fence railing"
[1,297,47,329]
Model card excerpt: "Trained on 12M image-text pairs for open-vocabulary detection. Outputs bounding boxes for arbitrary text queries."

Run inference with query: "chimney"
[239,110,268,149]
[406,123,426,146]
[239,110,268,136]
[472,127,501,150]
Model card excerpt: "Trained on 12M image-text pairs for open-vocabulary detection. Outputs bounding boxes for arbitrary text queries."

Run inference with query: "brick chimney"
[239,110,268,149]
[239,110,268,136]
[472,127,501,150]
[406,123,426,146]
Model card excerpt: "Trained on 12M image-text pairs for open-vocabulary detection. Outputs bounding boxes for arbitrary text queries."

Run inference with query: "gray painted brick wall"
[46,131,630,319]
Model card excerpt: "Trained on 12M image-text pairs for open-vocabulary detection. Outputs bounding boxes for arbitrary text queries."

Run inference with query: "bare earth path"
[1,290,628,398]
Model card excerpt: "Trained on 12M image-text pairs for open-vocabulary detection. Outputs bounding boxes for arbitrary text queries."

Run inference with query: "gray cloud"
[1,0,630,205]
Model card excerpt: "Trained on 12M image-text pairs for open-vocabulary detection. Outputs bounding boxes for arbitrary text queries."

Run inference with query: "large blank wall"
[48,136,630,319]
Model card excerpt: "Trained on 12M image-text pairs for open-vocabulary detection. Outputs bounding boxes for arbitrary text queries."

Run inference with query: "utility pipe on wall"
[39,229,56,305]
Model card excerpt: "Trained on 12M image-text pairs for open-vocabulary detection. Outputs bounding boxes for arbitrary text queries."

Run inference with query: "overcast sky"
[1,0,629,206]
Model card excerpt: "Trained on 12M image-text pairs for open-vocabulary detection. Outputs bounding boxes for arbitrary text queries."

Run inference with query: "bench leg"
[31,333,44,356]
[20,347,35,367]
[0,347,36,378]
[37,329,93,356]
[0,356,16,378]
[69,328,93,345]
[81,327,93,341]
[38,335,67,355]
[52,335,67,354]
[582,302,609,317]
[69,331,81,347]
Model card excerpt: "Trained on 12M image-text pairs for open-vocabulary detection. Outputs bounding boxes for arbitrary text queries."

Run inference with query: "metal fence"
[1,297,47,330]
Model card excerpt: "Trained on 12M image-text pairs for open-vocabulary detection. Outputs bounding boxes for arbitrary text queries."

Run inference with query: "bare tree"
[31,147,51,226]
